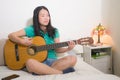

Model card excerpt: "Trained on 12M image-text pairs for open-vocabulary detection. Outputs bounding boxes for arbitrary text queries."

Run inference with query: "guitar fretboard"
[32,40,77,52]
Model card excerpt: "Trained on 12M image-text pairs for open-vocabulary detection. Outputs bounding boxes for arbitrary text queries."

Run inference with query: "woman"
[8,6,77,75]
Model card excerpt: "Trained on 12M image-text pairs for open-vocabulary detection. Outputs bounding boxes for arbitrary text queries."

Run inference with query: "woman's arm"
[8,29,32,46]
[54,38,75,53]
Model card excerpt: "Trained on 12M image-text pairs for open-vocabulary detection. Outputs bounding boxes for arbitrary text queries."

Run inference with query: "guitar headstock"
[77,37,94,45]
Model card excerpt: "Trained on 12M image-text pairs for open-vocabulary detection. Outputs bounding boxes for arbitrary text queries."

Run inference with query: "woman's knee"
[26,59,35,66]
[25,59,37,72]
[67,55,77,66]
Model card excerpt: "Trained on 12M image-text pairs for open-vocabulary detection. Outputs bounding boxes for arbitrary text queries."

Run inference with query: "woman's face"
[38,9,50,26]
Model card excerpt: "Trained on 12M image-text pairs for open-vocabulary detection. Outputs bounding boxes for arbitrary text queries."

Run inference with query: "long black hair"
[33,6,55,38]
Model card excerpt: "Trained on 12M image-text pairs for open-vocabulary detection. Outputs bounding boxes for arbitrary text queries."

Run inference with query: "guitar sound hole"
[27,48,35,56]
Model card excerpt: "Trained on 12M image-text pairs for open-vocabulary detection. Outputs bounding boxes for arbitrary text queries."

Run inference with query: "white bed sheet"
[0,57,120,80]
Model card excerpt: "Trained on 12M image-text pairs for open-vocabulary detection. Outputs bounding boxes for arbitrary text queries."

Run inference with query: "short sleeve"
[24,25,35,37]
[54,28,60,38]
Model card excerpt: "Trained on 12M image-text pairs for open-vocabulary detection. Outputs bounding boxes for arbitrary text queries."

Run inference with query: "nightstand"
[83,45,112,74]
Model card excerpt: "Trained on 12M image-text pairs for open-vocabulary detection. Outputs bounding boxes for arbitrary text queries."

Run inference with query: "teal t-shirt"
[24,25,60,59]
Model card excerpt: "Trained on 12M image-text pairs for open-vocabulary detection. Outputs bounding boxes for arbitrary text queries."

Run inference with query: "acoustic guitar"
[4,36,93,70]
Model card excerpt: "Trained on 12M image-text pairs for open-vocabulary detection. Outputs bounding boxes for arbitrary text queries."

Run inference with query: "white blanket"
[0,58,120,80]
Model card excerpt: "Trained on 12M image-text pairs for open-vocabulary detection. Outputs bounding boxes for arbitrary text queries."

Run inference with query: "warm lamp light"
[91,24,114,46]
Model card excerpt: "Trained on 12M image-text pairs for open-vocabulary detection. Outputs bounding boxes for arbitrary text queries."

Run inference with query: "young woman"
[8,6,77,75]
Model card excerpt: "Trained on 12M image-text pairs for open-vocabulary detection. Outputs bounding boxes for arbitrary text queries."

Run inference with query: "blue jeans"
[43,58,57,66]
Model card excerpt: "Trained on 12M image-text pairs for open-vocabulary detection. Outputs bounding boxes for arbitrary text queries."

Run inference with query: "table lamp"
[95,23,105,44]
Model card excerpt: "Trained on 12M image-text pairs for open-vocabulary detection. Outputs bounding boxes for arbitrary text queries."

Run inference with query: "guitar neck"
[35,40,77,52]
[30,37,93,53]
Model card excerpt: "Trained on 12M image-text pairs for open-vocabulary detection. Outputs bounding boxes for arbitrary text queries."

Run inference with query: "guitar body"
[4,36,47,70]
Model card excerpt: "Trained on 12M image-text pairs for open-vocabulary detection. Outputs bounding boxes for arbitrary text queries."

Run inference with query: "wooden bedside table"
[83,45,112,74]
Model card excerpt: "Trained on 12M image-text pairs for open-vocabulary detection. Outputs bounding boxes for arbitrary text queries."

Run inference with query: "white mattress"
[0,57,120,80]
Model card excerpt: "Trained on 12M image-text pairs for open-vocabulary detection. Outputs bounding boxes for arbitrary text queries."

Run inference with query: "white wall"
[102,0,120,76]
[0,0,101,52]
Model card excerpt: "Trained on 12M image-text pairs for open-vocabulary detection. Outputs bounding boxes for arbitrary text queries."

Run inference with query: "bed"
[0,57,120,80]
[0,39,120,80]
